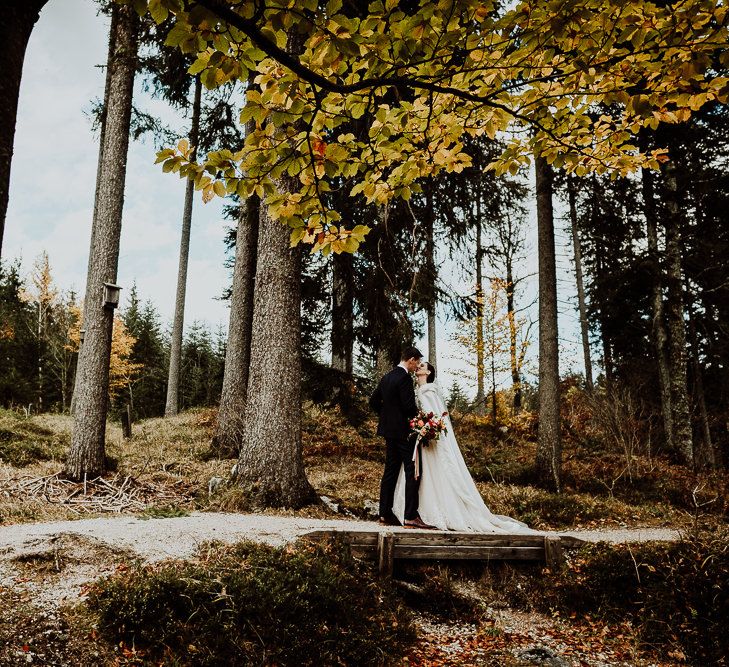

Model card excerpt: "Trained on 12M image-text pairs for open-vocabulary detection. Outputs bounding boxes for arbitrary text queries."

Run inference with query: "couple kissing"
[369,346,535,534]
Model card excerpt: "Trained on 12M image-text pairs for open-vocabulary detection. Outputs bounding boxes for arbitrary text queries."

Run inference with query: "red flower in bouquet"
[409,410,449,447]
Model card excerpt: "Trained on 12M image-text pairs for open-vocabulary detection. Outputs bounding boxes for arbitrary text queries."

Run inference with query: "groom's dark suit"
[370,365,420,521]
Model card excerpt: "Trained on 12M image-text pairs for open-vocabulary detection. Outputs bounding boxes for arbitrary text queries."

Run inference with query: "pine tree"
[0,260,36,407]
[446,380,470,414]
[121,285,167,418]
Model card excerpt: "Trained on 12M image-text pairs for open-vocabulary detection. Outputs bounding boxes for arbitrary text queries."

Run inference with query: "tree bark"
[330,250,354,374]
[663,159,694,467]
[567,175,593,391]
[534,156,561,492]
[165,75,202,417]
[66,4,137,480]
[425,177,437,367]
[641,164,674,452]
[490,338,497,422]
[589,176,614,388]
[71,8,119,416]
[0,0,49,261]
[212,191,260,456]
[234,177,315,506]
[505,253,522,411]
[233,29,314,506]
[686,293,715,470]
[474,190,486,415]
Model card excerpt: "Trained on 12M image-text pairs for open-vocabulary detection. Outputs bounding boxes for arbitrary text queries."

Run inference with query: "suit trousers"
[379,436,419,521]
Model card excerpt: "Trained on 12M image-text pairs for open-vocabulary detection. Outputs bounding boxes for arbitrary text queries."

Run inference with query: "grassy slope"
[2,402,726,531]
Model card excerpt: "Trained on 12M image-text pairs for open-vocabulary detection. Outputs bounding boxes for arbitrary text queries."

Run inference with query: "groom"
[369,346,435,529]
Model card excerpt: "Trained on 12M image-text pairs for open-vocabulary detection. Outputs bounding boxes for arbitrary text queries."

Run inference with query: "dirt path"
[0,512,681,563]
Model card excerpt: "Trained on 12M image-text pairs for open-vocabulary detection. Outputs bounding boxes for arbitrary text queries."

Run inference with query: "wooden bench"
[303,529,584,576]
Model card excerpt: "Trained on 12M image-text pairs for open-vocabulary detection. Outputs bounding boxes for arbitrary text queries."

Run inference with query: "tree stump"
[121,404,132,439]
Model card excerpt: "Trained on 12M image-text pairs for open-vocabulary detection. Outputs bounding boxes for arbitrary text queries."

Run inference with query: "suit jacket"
[369,366,418,439]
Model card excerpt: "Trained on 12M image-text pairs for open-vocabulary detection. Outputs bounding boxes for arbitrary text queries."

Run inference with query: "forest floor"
[0,513,682,667]
[0,405,726,665]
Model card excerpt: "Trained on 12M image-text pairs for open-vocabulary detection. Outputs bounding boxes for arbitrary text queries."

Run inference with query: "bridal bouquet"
[409,410,449,447]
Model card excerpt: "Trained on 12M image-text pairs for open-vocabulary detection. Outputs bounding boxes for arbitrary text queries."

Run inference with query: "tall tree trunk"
[686,294,715,470]
[71,8,118,417]
[505,255,522,411]
[663,160,694,467]
[234,179,314,506]
[567,175,593,391]
[0,0,49,260]
[233,32,314,507]
[66,5,137,481]
[534,156,561,492]
[212,191,260,457]
[490,343,497,422]
[474,193,486,415]
[425,177,437,367]
[641,163,675,453]
[165,76,202,417]
[589,177,614,388]
[330,250,354,373]
[37,302,43,411]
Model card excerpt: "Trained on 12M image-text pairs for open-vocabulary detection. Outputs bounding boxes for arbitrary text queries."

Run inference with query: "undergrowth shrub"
[502,533,729,665]
[87,539,413,666]
[492,486,628,529]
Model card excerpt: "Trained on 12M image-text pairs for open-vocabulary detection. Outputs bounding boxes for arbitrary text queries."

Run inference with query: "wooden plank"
[544,535,565,569]
[394,534,546,547]
[302,530,572,566]
[394,545,544,560]
[377,532,394,576]
[306,531,548,547]
[351,544,545,561]
[557,535,587,548]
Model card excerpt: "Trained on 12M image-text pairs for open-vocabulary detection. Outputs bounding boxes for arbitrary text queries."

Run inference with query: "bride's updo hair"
[426,362,436,383]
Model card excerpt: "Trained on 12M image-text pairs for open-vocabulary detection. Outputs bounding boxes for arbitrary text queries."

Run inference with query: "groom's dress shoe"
[403,517,438,530]
[378,516,402,527]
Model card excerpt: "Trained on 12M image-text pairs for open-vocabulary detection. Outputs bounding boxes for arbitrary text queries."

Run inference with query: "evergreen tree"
[446,380,470,414]
[121,285,167,418]
[0,260,36,408]
[179,321,224,410]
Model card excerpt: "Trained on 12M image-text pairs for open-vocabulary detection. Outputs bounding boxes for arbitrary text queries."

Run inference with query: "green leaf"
[148,0,168,23]
[290,227,306,247]
[213,181,226,197]
[164,23,189,47]
[189,57,208,76]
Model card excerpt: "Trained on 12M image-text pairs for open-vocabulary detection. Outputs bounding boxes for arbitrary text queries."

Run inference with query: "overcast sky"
[5,0,587,396]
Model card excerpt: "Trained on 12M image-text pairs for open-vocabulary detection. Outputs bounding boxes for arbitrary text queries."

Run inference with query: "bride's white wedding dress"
[393,382,535,533]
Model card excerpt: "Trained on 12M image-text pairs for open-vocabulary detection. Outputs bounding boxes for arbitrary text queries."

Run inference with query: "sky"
[5,0,588,397]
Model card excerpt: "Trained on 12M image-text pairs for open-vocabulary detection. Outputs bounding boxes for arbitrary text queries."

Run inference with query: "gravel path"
[0,513,681,562]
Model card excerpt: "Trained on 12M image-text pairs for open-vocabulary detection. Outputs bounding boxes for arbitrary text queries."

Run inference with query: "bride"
[393,361,535,533]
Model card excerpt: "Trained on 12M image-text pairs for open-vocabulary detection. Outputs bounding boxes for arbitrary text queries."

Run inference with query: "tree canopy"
[129,0,728,254]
